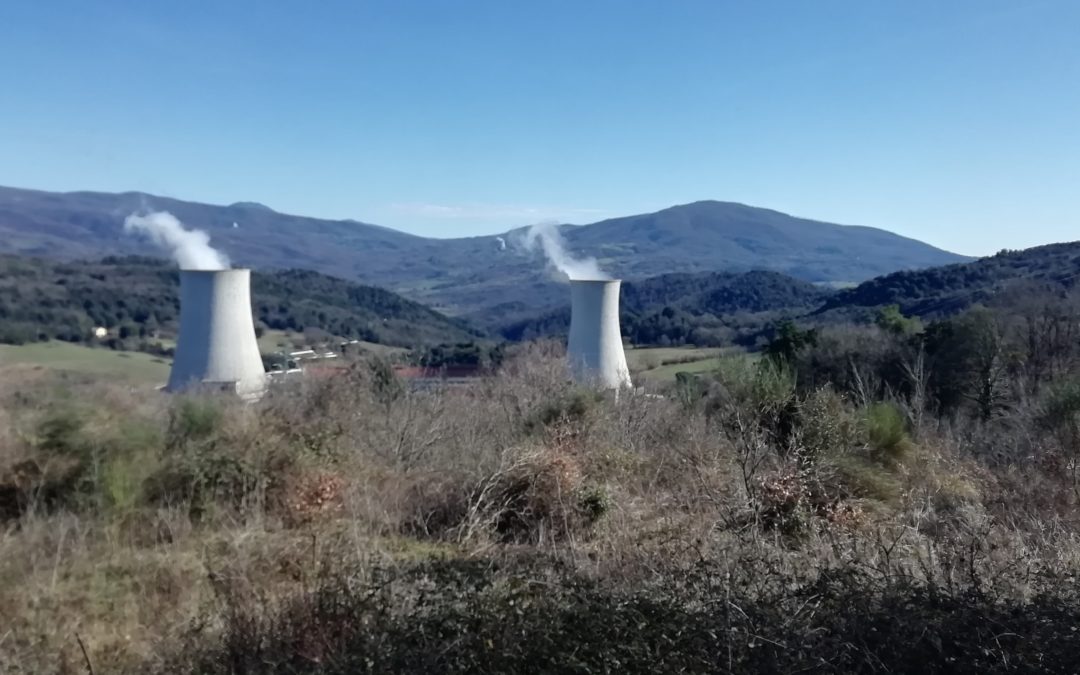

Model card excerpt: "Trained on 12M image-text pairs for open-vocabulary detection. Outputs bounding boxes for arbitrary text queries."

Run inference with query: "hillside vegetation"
[500,269,830,347]
[0,255,478,349]
[499,243,1080,351]
[4,310,1080,671]
[818,242,1080,318]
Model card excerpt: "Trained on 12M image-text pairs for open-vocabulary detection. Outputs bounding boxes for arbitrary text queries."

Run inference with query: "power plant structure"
[167,269,267,399]
[567,279,632,389]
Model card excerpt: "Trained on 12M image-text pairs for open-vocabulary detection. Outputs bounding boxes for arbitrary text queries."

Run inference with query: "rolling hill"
[562,201,965,282]
[0,185,968,319]
[815,242,1080,320]
[0,255,478,348]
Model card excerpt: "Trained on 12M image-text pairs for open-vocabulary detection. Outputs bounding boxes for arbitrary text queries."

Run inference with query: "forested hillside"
[621,270,830,314]
[817,242,1080,318]
[0,255,479,348]
[500,270,829,346]
[497,244,1080,349]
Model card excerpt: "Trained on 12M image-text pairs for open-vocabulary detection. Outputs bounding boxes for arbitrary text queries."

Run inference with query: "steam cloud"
[123,211,230,270]
[522,222,607,280]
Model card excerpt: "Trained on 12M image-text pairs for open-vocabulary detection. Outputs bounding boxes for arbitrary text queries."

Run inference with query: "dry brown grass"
[2,346,1080,672]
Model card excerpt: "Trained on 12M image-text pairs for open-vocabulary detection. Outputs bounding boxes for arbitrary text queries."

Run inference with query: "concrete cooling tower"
[567,279,632,389]
[167,269,267,399]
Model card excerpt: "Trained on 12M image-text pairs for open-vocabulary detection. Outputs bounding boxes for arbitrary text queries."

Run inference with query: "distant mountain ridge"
[0,185,970,318]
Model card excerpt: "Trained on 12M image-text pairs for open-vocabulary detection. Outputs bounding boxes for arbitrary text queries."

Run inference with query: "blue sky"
[0,1,1077,255]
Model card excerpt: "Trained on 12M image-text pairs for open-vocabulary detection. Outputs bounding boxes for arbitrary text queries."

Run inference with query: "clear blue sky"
[1,1,1077,255]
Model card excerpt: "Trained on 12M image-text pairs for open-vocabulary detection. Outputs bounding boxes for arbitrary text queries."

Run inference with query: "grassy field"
[626,346,728,381]
[638,355,727,380]
[0,340,717,388]
[0,342,170,385]
[0,332,408,390]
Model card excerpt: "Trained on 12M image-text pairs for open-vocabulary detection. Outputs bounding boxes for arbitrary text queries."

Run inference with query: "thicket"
[4,314,1080,671]
[410,341,507,369]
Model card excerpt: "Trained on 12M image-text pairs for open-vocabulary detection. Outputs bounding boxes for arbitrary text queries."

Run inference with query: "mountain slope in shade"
[0,186,969,318]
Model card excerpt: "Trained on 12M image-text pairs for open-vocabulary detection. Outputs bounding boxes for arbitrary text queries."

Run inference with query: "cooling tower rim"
[178,268,250,275]
[568,277,622,284]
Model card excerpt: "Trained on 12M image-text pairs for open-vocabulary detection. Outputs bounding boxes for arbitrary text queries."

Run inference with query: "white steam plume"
[123,211,230,270]
[522,222,607,280]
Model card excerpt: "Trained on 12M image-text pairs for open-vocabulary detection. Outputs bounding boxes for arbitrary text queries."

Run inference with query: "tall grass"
[1,346,1079,672]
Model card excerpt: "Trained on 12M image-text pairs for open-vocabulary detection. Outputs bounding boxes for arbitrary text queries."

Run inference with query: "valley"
[4,3,1076,670]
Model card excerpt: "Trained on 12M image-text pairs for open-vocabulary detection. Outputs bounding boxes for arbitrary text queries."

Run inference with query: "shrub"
[148,396,281,516]
[166,555,1080,675]
[23,405,97,511]
[796,388,857,462]
[167,397,223,449]
[1040,378,1080,446]
[461,447,600,544]
[36,405,91,458]
[763,320,817,365]
[524,387,603,435]
[674,371,708,409]
[827,453,903,503]
[98,416,163,514]
[367,356,404,407]
[864,402,913,462]
[576,482,613,523]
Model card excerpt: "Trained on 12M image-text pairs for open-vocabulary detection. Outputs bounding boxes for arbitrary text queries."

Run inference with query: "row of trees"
[765,291,1080,421]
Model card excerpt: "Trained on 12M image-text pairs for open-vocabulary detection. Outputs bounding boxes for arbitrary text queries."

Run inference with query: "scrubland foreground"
[4,325,1080,673]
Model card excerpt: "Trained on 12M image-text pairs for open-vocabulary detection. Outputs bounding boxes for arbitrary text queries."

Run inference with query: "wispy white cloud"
[390,202,609,223]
